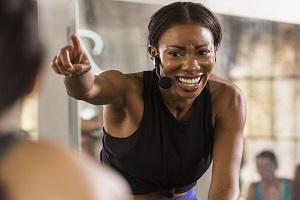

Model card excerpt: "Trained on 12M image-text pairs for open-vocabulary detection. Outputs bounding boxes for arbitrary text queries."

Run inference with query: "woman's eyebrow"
[166,45,185,50]
[166,44,210,49]
[195,44,210,48]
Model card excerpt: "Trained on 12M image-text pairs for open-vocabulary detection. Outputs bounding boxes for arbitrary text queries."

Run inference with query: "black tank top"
[101,70,214,196]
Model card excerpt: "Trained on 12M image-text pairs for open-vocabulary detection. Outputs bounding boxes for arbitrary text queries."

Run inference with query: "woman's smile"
[175,74,204,92]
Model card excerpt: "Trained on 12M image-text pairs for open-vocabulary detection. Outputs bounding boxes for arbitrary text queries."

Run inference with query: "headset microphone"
[153,56,172,89]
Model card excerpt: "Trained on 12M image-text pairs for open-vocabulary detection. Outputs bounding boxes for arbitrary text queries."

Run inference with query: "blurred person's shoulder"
[278,177,293,187]
[80,152,133,200]
[0,140,132,200]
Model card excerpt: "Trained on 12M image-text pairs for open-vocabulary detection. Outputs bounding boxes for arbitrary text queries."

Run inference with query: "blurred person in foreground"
[0,0,131,199]
[246,150,292,200]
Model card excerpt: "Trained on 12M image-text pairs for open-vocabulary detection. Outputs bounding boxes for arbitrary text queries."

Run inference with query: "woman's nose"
[182,56,201,72]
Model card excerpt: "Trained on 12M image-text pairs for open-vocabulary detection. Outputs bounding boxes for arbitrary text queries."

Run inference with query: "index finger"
[70,33,82,53]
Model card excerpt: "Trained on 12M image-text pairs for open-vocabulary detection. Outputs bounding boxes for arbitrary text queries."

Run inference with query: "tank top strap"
[142,69,157,93]
[202,82,214,158]
[280,179,291,200]
[255,182,263,200]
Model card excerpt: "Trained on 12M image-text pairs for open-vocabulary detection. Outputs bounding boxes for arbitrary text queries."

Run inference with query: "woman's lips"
[176,74,204,92]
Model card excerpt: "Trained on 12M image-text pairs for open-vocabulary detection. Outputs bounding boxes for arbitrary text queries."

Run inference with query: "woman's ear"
[148,45,158,59]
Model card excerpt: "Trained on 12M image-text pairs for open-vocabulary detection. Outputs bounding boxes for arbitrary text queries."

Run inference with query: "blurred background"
[11,0,300,199]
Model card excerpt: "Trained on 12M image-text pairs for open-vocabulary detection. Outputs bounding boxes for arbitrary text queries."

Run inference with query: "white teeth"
[178,77,201,85]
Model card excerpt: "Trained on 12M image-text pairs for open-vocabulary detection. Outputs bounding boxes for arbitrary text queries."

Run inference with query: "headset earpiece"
[153,55,160,68]
[152,55,172,90]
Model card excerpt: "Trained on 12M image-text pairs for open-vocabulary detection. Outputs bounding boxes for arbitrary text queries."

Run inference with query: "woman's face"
[154,23,216,100]
[256,157,276,181]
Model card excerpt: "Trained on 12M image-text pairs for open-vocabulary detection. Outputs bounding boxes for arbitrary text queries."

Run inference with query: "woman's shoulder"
[208,73,245,107]
[278,177,293,185]
[125,70,157,94]
[208,73,244,99]
[126,71,144,83]
[124,71,144,97]
[208,73,246,125]
[278,177,292,181]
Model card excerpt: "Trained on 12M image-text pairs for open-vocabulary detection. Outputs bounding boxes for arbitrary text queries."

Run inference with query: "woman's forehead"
[158,23,214,47]
[257,157,274,164]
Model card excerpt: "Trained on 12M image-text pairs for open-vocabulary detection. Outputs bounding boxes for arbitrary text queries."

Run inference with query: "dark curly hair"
[147,1,222,49]
[0,0,44,112]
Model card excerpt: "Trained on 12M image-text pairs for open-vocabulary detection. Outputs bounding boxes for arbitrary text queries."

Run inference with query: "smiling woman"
[150,24,215,100]
[52,2,246,200]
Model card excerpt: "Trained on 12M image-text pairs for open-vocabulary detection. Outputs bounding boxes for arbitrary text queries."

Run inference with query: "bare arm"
[208,84,246,200]
[51,33,130,106]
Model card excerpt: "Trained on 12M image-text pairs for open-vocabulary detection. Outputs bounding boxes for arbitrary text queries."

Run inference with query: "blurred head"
[147,2,222,100]
[256,150,278,181]
[0,0,44,115]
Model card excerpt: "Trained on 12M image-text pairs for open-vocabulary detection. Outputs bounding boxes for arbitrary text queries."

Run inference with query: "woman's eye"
[198,50,210,56]
[168,51,182,57]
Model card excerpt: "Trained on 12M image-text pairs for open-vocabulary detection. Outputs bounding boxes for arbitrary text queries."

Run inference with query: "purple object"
[179,188,200,200]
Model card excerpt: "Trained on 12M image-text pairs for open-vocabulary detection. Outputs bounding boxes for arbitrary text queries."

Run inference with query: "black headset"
[153,55,172,89]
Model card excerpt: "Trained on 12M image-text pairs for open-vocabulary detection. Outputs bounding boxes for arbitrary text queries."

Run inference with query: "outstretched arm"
[51,33,130,106]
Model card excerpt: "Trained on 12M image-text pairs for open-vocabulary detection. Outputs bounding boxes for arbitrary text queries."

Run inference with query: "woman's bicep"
[83,70,130,106]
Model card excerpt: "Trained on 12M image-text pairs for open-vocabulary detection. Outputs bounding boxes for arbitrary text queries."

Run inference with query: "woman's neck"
[262,176,278,186]
[160,90,196,121]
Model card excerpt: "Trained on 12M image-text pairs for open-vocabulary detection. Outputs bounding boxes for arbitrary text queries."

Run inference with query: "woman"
[246,151,292,200]
[52,2,246,199]
[0,0,131,199]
